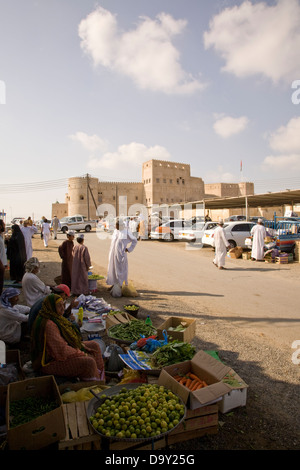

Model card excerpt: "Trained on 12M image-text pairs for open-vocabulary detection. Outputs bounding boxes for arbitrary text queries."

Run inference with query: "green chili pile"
[109,319,156,342]
[9,396,58,428]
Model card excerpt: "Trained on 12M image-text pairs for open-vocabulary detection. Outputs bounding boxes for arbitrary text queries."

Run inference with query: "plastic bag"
[122,280,138,297]
[61,384,108,403]
[111,283,122,298]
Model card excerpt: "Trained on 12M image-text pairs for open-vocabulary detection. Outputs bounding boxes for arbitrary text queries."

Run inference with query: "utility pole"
[86,173,90,219]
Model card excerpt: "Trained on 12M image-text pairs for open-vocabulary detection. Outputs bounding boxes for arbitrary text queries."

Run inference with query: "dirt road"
[23,232,300,450]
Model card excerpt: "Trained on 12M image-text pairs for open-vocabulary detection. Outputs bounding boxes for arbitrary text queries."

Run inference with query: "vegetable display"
[9,397,58,428]
[108,319,156,343]
[89,384,185,440]
[88,274,105,280]
[123,305,139,311]
[150,341,196,368]
[173,372,208,391]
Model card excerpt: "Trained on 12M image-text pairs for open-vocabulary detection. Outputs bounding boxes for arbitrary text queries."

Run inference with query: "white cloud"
[268,117,300,153]
[204,0,300,85]
[213,115,249,138]
[87,142,172,173]
[78,7,206,94]
[69,131,109,153]
[262,117,300,172]
[262,154,300,172]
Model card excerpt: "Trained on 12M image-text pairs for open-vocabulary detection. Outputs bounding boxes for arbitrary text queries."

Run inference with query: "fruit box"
[157,316,196,342]
[218,368,248,413]
[105,312,136,330]
[158,350,232,410]
[6,375,66,450]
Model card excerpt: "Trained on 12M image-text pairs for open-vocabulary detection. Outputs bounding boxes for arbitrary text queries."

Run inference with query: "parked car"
[178,221,218,244]
[249,216,268,224]
[202,221,255,249]
[150,219,192,242]
[59,215,97,233]
[224,215,246,222]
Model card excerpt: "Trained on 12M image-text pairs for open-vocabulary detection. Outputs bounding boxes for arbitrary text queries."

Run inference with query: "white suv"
[202,221,256,248]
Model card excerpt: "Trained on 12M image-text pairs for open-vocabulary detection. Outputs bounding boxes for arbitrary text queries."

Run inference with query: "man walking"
[251,219,267,261]
[213,219,230,270]
[51,215,61,240]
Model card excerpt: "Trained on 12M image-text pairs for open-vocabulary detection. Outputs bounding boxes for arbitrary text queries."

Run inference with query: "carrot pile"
[173,372,208,391]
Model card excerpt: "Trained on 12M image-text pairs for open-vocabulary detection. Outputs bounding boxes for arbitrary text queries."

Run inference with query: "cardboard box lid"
[192,350,231,381]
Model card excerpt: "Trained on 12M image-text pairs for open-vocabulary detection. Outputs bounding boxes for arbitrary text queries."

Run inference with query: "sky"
[0,0,300,221]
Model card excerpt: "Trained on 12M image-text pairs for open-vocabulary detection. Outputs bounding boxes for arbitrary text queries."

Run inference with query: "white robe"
[251,224,266,260]
[213,226,230,267]
[42,222,51,247]
[21,272,51,307]
[106,228,137,286]
[21,225,38,260]
[0,304,30,343]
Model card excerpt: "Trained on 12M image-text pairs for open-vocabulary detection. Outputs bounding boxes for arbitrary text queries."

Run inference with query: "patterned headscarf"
[30,294,85,371]
[1,288,20,308]
[24,257,40,273]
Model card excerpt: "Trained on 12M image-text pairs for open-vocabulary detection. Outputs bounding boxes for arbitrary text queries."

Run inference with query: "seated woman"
[30,294,105,381]
[22,257,52,307]
[0,288,30,344]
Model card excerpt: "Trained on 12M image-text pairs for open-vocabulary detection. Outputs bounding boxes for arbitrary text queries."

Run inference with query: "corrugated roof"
[200,189,300,209]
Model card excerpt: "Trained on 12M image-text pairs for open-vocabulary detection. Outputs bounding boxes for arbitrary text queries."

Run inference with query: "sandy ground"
[12,234,300,450]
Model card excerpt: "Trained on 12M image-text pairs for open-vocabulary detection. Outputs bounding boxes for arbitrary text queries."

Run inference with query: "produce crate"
[275,255,288,264]
[58,398,218,450]
[106,312,136,330]
[6,376,66,450]
[157,316,196,342]
[58,401,101,450]
[242,252,251,260]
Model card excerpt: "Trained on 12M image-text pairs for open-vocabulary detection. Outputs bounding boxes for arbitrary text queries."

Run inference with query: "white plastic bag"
[111,283,122,297]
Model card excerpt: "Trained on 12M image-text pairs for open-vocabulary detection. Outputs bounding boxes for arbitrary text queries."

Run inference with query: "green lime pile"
[89,384,185,440]
[124,304,139,311]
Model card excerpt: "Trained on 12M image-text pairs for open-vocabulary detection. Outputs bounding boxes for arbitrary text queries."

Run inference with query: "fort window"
[177,178,180,184]
[182,179,185,184]
[79,195,84,200]
[156,178,160,183]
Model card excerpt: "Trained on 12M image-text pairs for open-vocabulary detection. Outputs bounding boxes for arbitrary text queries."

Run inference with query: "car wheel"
[62,227,68,234]
[164,233,174,242]
[228,239,236,248]
[85,225,91,232]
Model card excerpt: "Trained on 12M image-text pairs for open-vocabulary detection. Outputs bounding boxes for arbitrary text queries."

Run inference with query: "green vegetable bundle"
[108,319,156,343]
[9,397,58,428]
[150,341,196,368]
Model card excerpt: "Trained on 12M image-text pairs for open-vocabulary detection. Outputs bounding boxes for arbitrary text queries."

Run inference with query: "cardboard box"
[158,350,232,409]
[228,246,243,259]
[6,376,66,450]
[106,312,136,330]
[242,252,251,260]
[157,316,196,343]
[218,369,248,413]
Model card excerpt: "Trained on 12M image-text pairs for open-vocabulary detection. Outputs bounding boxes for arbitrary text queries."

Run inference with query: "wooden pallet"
[59,402,101,450]
[58,401,218,450]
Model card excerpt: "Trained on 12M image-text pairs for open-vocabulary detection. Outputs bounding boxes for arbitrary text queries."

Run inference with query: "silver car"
[203,221,255,248]
[178,221,218,244]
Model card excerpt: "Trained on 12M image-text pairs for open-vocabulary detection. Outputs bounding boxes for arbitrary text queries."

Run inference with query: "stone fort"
[52,159,254,219]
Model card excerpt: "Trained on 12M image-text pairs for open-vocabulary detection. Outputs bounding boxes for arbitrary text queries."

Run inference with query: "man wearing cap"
[250,219,267,261]
[58,231,75,288]
[213,219,230,270]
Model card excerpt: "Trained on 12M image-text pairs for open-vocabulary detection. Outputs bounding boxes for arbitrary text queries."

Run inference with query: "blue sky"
[0,0,300,220]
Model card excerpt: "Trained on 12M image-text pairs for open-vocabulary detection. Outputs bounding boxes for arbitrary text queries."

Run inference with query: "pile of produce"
[150,341,196,368]
[108,319,156,343]
[9,397,58,428]
[89,384,185,439]
[168,324,186,332]
[123,304,139,312]
[173,372,208,391]
[88,274,105,280]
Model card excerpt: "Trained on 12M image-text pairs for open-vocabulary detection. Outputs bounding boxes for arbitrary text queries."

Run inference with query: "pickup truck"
[59,215,97,233]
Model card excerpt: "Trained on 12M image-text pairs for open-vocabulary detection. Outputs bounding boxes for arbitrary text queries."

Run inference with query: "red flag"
[240,160,242,172]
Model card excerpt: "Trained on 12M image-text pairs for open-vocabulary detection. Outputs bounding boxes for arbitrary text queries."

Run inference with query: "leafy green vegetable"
[150,341,196,368]
[109,319,156,342]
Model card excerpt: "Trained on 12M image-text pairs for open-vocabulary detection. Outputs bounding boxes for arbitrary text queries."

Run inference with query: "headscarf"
[0,288,20,308]
[25,257,40,273]
[30,294,85,371]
